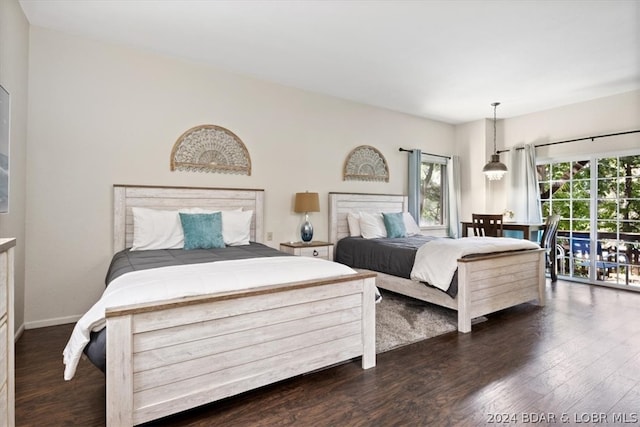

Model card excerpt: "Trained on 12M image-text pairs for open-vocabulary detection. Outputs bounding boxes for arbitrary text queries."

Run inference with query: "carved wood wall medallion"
[170,125,251,175]
[343,145,389,182]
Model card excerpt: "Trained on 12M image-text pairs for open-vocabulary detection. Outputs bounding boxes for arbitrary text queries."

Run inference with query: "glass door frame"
[538,150,640,290]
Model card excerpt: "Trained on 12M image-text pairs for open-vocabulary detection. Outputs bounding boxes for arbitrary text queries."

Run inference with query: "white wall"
[455,118,509,220]
[504,90,640,159]
[0,0,29,335]
[459,90,640,221]
[20,23,640,329]
[25,26,455,327]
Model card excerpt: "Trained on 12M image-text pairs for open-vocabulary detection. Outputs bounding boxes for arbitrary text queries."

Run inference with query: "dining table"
[460,221,545,240]
[460,221,555,280]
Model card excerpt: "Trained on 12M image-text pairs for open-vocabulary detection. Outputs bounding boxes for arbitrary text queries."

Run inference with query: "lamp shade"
[483,102,507,181]
[294,192,320,213]
[482,154,508,181]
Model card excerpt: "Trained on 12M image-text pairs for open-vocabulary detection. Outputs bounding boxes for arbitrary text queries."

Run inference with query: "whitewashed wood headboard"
[328,192,408,244]
[113,185,265,253]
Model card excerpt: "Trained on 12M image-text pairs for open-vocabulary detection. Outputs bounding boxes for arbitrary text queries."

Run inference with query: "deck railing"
[555,230,640,286]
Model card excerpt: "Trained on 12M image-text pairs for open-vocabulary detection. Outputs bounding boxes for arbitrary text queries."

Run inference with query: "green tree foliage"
[539,155,640,234]
[420,162,443,225]
[597,155,640,233]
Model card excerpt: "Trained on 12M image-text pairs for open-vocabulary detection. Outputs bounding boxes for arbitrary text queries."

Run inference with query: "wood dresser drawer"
[0,265,5,320]
[0,381,6,427]
[0,238,15,427]
[0,322,6,388]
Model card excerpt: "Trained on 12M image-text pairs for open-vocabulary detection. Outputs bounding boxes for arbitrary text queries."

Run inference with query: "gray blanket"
[85,243,291,372]
[335,236,459,297]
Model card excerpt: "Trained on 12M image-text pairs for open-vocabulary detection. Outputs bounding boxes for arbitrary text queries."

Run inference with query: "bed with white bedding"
[64,185,376,426]
[329,192,545,333]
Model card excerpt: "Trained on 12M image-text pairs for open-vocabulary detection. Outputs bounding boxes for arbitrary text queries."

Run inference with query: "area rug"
[376,289,458,353]
[355,268,458,353]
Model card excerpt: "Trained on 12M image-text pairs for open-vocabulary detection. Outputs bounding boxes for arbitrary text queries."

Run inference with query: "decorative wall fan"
[170,124,251,175]
[343,145,389,182]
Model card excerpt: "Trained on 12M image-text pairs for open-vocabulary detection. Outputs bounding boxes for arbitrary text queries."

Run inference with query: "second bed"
[329,192,546,333]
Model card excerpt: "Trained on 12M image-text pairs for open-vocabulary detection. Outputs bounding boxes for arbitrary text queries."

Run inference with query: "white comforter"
[63,256,359,380]
[410,237,540,291]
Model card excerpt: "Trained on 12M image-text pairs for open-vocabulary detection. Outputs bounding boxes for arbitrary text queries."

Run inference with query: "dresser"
[0,238,15,427]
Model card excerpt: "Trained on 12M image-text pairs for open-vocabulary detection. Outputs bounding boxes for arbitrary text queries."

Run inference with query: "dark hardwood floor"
[15,280,640,426]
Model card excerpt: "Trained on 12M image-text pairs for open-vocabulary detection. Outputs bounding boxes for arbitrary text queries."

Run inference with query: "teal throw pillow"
[382,212,407,238]
[179,212,225,250]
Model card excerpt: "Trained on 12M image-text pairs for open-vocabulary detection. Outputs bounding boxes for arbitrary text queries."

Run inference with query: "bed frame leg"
[361,277,376,369]
[457,264,471,333]
[457,312,472,333]
[536,251,546,306]
[106,315,134,427]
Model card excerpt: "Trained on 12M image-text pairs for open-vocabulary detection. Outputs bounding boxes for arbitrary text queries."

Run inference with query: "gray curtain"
[508,143,542,223]
[408,149,422,224]
[447,155,461,238]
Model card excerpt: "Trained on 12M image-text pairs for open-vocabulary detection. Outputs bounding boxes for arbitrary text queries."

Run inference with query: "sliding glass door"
[538,154,640,288]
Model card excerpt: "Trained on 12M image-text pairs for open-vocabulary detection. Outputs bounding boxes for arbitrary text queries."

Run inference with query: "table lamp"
[294,192,320,242]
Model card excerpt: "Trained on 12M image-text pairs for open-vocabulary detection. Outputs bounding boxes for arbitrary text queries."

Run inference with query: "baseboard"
[14,323,25,343]
[24,314,80,330]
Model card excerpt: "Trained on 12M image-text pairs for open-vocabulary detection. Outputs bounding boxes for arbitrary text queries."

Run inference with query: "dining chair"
[539,214,560,281]
[471,214,504,237]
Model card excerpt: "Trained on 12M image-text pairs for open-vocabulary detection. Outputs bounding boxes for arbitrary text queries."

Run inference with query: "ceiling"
[18,0,640,124]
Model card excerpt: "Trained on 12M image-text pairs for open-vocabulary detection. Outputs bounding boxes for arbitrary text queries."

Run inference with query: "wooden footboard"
[105,273,376,426]
[361,249,545,333]
[456,248,545,332]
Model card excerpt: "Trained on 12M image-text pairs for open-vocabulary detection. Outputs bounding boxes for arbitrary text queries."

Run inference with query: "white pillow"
[221,210,253,246]
[403,212,422,236]
[131,207,184,251]
[359,212,387,239]
[347,212,361,237]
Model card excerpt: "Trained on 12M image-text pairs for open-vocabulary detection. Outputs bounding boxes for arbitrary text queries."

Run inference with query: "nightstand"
[279,241,334,260]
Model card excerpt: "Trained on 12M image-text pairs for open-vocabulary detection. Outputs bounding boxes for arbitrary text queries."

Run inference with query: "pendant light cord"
[491,102,500,154]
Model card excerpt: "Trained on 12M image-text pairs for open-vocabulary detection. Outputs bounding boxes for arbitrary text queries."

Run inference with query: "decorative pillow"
[179,212,225,250]
[358,212,387,239]
[221,210,253,246]
[403,212,422,236]
[347,212,361,237]
[188,207,248,244]
[382,212,407,238]
[131,207,184,251]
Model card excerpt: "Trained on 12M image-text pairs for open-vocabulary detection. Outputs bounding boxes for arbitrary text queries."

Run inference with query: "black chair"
[540,215,560,281]
[472,214,503,237]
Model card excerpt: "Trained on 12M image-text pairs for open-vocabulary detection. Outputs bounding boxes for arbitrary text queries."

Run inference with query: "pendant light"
[482,102,508,180]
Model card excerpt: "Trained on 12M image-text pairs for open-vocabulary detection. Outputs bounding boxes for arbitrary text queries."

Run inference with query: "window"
[418,155,447,227]
[538,154,640,287]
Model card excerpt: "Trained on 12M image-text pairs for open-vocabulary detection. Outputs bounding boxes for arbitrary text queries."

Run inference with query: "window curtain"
[447,155,461,238]
[407,149,422,224]
[508,143,542,223]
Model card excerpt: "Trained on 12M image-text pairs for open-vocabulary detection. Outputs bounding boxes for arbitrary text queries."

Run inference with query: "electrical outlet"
[267,232,273,241]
